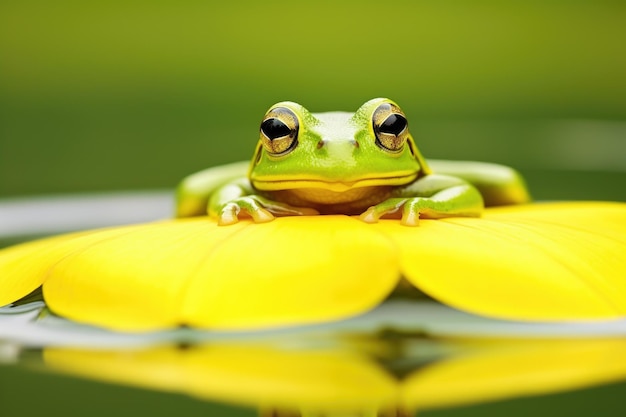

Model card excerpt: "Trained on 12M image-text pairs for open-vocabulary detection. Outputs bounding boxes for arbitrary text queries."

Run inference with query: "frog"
[176,98,530,226]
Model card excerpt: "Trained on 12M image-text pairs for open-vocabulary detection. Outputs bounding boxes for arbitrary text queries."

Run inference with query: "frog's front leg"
[176,161,250,218]
[209,179,319,225]
[359,174,484,226]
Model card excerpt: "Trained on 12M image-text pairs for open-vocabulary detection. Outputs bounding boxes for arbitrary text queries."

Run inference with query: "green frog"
[176,98,530,226]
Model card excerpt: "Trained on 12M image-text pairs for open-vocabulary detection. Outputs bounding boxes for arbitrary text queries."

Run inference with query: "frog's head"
[249,98,431,193]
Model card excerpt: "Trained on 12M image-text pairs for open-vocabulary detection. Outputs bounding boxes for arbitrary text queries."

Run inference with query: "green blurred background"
[1,1,626,416]
[1,0,624,201]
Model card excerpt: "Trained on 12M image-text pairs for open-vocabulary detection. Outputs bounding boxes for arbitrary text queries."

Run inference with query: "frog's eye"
[372,103,409,152]
[260,107,299,155]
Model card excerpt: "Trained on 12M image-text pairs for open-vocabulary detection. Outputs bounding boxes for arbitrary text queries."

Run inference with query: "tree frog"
[176,98,530,226]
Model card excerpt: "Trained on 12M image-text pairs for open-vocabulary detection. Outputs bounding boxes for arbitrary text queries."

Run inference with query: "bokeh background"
[1,0,624,201]
[1,1,626,416]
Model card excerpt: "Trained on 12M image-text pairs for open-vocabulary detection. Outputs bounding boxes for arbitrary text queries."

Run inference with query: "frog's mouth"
[251,172,418,193]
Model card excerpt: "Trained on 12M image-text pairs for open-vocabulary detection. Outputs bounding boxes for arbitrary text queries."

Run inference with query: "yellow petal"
[181,216,398,330]
[0,227,144,307]
[402,338,626,410]
[44,343,398,412]
[43,218,249,331]
[380,202,626,321]
[0,235,69,307]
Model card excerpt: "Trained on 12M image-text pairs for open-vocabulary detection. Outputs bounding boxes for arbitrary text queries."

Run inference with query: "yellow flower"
[0,201,625,332]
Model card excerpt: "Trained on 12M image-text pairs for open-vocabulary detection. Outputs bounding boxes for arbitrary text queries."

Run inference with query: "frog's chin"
[251,173,418,193]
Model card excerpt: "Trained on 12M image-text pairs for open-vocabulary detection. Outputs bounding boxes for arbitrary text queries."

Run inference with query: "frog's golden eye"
[372,103,409,152]
[260,107,299,155]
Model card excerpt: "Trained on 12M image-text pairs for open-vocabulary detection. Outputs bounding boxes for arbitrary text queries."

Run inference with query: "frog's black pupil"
[379,114,407,136]
[261,118,291,140]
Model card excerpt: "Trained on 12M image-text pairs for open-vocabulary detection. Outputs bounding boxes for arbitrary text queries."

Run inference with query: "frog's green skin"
[176,98,530,226]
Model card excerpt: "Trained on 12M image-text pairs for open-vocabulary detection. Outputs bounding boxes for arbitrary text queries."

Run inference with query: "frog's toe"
[359,198,408,224]
[359,207,381,224]
[249,206,274,223]
[217,202,241,226]
[400,199,422,226]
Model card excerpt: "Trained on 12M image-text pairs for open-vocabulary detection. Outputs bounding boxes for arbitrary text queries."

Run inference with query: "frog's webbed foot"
[359,185,483,226]
[218,195,319,226]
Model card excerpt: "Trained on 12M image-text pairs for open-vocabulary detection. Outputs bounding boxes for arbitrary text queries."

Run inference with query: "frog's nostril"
[316,140,325,149]
[351,140,359,148]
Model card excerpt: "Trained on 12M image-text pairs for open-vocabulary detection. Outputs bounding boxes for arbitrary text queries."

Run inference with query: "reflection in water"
[0,301,626,417]
[28,335,626,416]
[3,301,626,415]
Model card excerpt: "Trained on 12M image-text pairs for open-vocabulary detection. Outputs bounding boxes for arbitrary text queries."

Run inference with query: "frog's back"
[428,159,531,206]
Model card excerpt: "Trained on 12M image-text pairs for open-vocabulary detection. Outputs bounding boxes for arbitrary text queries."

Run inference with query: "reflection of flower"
[0,202,625,331]
[40,336,626,415]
